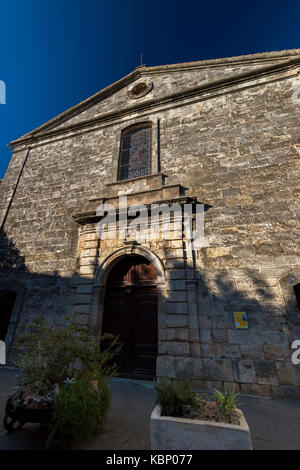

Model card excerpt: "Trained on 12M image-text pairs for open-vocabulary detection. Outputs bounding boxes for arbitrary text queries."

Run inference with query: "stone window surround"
[111,118,160,183]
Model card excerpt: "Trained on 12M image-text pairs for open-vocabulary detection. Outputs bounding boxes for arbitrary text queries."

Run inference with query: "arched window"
[293,283,300,311]
[0,291,17,341]
[118,123,152,181]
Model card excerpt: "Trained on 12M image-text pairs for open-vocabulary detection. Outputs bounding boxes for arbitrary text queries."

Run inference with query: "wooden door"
[102,256,158,379]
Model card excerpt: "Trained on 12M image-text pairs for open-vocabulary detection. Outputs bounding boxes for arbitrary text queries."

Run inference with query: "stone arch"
[90,244,166,346]
[95,244,165,287]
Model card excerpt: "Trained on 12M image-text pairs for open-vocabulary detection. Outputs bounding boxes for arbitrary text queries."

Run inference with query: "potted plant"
[4,316,120,448]
[151,380,252,450]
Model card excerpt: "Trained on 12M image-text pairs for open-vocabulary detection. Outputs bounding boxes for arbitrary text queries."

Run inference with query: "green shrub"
[15,316,121,390]
[154,379,195,417]
[214,389,241,421]
[53,371,110,441]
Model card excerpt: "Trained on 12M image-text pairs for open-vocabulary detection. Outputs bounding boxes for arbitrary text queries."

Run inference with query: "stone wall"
[0,50,300,397]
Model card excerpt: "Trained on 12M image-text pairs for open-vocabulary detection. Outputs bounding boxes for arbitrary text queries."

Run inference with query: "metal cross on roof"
[138,53,143,66]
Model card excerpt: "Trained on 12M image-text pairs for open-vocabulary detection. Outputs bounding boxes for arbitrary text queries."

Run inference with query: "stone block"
[205,247,231,258]
[76,284,93,294]
[199,329,212,343]
[175,328,189,341]
[79,257,96,266]
[190,342,200,357]
[165,269,186,280]
[165,249,184,259]
[200,343,222,358]
[192,358,205,378]
[223,381,241,393]
[166,329,176,341]
[221,344,241,359]
[175,357,192,379]
[240,383,271,397]
[233,359,256,384]
[158,329,167,341]
[166,291,187,302]
[198,316,211,329]
[240,345,264,360]
[81,248,98,258]
[203,358,234,382]
[75,314,89,325]
[188,316,199,329]
[188,329,200,342]
[276,361,300,386]
[73,304,90,314]
[166,315,188,328]
[264,344,290,360]
[228,329,288,346]
[158,342,167,354]
[212,329,228,343]
[271,385,300,400]
[166,302,188,314]
[79,265,95,276]
[167,280,186,290]
[156,355,175,379]
[254,360,278,385]
[167,341,189,356]
[165,259,185,269]
[73,293,92,304]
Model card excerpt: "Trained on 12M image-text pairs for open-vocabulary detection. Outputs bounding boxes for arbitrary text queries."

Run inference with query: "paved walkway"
[1,367,300,450]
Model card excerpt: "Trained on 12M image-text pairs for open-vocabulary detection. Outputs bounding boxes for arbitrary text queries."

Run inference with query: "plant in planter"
[151,379,252,450]
[4,316,121,448]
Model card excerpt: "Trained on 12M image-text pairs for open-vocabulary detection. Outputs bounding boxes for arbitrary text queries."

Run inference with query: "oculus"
[127,79,153,99]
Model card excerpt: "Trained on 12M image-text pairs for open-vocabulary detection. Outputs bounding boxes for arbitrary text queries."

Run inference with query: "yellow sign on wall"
[234,312,248,329]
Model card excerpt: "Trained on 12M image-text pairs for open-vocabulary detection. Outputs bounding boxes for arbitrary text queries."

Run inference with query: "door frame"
[0,280,26,356]
[90,245,167,378]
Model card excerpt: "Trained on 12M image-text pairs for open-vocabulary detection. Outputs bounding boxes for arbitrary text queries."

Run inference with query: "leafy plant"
[214,389,241,421]
[154,379,196,417]
[15,316,121,391]
[53,370,110,441]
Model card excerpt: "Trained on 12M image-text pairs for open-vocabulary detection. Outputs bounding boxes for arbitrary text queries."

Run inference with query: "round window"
[127,79,153,99]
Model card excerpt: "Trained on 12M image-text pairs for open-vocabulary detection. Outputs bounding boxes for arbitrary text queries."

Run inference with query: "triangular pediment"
[11,49,300,145]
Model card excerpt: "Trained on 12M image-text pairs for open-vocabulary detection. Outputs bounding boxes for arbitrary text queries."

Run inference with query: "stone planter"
[150,405,252,450]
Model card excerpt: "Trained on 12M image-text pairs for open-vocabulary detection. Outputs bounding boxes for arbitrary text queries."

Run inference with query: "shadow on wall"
[0,229,27,271]
[0,228,78,358]
[0,228,299,397]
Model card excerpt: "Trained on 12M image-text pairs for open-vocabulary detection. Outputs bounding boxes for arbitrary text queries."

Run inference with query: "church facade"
[1,49,300,398]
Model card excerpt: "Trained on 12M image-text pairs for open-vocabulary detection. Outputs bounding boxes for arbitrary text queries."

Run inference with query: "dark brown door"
[102,256,158,379]
[0,291,17,341]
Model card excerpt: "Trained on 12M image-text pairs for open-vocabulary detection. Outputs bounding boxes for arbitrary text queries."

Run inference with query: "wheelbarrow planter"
[3,399,54,433]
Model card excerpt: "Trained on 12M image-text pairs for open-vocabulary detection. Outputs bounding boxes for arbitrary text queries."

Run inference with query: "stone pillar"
[71,225,99,326]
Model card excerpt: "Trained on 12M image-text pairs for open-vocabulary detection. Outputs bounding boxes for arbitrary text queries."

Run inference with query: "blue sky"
[0,0,299,178]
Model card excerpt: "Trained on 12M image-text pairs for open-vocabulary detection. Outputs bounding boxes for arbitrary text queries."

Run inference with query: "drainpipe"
[1,144,32,230]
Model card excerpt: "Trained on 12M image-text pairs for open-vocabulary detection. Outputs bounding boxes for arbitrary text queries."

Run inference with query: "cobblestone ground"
[1,368,300,450]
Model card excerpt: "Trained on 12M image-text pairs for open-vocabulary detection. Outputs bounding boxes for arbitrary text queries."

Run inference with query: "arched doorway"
[0,291,17,341]
[102,255,158,379]
[294,283,300,310]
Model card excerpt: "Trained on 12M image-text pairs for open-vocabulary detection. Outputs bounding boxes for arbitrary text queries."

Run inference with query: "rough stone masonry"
[0,49,300,398]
